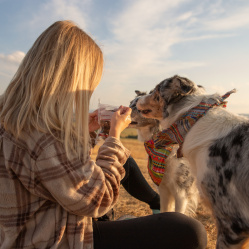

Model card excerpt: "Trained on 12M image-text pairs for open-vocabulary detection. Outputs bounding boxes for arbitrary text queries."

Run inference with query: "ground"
[91,128,217,249]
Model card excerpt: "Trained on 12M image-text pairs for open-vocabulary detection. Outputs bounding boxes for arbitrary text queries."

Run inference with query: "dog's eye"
[155,96,160,101]
[141,109,152,114]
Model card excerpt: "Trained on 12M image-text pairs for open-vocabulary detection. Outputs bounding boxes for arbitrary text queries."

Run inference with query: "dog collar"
[153,89,236,149]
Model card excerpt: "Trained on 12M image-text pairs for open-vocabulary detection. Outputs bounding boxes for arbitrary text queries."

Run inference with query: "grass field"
[92,129,217,249]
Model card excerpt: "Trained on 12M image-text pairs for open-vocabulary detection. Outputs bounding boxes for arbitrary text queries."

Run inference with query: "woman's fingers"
[89,109,98,118]
[89,109,100,132]
[109,106,132,138]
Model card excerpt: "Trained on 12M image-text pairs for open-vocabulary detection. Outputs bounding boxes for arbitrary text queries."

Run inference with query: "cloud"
[205,6,249,31]
[102,0,244,77]
[2,0,249,114]
[89,0,249,111]
[90,0,205,105]
[179,1,249,33]
[102,0,191,74]
[0,51,25,64]
[27,0,91,31]
[0,51,25,93]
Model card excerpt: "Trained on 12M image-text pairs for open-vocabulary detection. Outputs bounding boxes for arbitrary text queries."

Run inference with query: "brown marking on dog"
[136,88,164,120]
[242,237,249,249]
[136,75,197,120]
[129,90,160,128]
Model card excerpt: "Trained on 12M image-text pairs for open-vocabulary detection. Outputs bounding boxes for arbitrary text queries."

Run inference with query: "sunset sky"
[1,0,249,113]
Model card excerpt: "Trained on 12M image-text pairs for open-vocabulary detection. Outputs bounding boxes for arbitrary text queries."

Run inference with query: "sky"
[0,0,249,114]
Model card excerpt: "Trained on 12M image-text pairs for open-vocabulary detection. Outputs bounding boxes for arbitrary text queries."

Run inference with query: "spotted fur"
[129,90,199,216]
[136,75,249,249]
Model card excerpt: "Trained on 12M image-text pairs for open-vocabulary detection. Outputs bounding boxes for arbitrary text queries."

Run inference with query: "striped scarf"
[144,89,236,186]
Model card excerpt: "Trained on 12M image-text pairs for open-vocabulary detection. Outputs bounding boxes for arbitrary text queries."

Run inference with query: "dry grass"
[92,134,217,249]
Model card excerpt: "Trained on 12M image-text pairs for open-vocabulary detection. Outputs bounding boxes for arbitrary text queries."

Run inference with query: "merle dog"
[129,90,198,216]
[136,75,249,249]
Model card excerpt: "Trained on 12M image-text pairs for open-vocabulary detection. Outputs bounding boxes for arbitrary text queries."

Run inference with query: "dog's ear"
[160,75,195,106]
[157,75,196,118]
[172,75,195,95]
[149,88,155,94]
[135,90,147,96]
[130,91,145,108]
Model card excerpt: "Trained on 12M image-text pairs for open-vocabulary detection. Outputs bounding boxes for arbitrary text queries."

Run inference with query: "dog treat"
[96,103,119,140]
[98,120,111,138]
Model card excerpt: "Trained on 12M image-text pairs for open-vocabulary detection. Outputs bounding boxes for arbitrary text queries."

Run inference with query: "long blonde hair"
[0,20,103,161]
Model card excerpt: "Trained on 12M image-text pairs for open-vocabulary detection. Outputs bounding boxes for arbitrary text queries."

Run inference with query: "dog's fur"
[136,75,249,249]
[129,90,199,216]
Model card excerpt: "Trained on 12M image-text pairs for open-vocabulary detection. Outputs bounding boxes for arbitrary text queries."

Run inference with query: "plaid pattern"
[0,126,130,249]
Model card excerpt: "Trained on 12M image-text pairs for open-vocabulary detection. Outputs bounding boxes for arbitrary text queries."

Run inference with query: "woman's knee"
[154,212,207,249]
[188,217,207,249]
[177,213,207,249]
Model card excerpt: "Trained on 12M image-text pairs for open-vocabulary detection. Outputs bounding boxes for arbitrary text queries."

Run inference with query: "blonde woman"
[0,21,207,249]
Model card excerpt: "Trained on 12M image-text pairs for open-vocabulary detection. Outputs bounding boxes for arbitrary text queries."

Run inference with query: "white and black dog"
[129,90,199,216]
[136,75,249,249]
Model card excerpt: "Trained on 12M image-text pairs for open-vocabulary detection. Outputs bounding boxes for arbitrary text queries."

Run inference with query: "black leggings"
[93,212,207,249]
[121,156,160,210]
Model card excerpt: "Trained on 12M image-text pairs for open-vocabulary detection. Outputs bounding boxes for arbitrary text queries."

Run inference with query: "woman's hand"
[109,106,132,139]
[89,110,100,132]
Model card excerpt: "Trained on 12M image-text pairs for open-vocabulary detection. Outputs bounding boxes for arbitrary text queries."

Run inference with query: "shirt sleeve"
[34,136,130,217]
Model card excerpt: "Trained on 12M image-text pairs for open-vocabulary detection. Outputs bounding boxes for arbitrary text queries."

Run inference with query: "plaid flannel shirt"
[0,125,130,249]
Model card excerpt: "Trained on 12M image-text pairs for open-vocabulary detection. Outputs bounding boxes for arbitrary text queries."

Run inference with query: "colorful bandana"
[144,140,173,186]
[144,89,236,186]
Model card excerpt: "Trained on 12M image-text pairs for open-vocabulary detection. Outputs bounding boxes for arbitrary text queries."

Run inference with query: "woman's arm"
[35,135,129,218]
[34,106,131,217]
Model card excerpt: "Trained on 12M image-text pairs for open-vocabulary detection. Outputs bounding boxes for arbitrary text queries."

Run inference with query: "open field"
[92,129,217,249]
